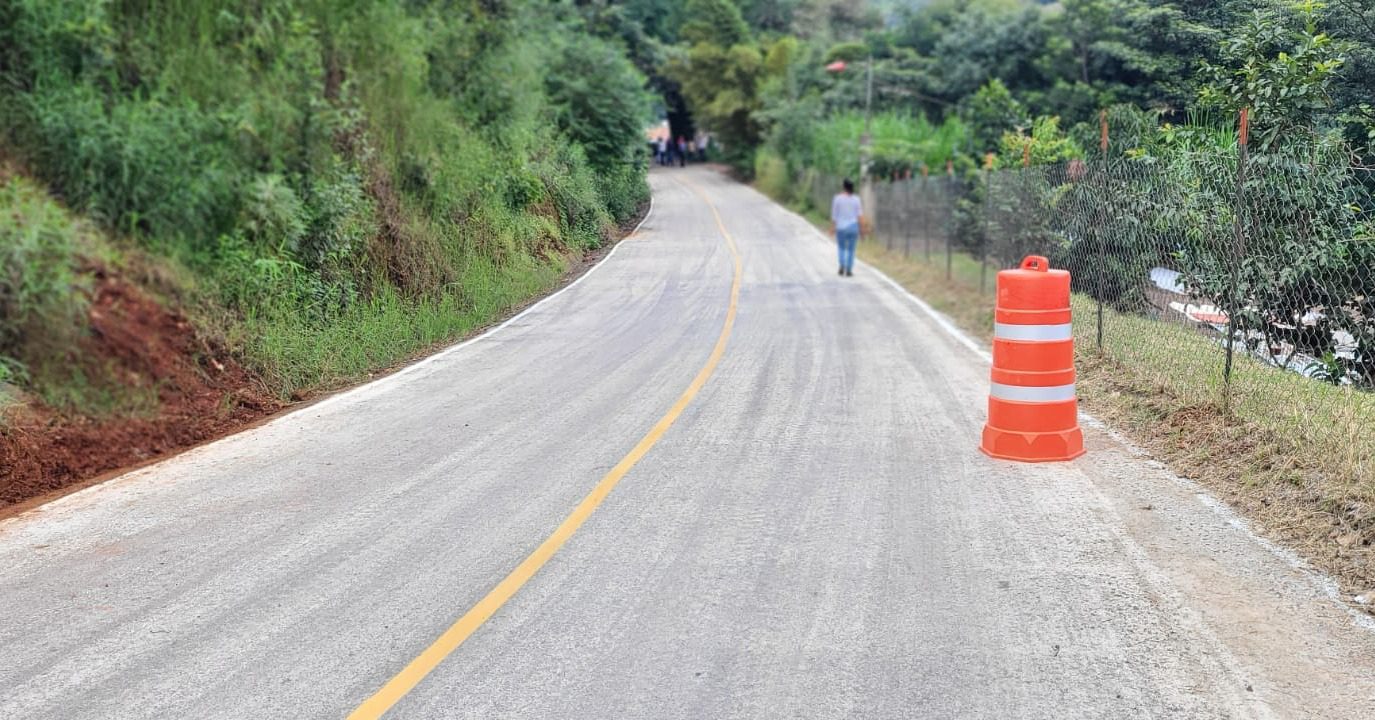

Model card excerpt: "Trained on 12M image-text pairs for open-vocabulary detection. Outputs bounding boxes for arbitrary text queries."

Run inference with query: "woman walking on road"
[831,178,863,277]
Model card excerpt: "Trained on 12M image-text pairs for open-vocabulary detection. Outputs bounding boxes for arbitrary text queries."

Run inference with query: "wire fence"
[804,149,1375,478]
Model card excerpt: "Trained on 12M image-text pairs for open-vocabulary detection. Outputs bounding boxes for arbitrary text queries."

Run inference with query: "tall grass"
[246,252,566,397]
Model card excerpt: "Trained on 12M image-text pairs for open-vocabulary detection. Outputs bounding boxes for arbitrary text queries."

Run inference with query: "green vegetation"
[780,111,968,179]
[0,175,88,390]
[655,0,1372,173]
[0,1,654,412]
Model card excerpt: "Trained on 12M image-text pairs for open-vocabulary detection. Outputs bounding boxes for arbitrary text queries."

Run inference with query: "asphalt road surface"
[3,167,1375,719]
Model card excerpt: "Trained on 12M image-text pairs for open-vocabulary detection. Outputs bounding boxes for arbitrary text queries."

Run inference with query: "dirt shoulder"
[0,204,649,518]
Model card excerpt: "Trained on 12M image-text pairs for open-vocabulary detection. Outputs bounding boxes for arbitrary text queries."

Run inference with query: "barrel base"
[980,425,1085,463]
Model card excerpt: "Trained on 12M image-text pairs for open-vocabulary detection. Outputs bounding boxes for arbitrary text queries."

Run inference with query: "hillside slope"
[0,1,652,507]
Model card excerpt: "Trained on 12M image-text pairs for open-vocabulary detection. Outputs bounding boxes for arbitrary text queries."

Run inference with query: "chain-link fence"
[806,151,1375,479]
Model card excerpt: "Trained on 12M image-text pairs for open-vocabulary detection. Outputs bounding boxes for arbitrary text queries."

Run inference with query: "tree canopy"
[646,0,1374,175]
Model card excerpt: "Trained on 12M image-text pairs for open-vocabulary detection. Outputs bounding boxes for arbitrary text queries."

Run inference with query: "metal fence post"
[903,177,913,257]
[1223,108,1250,405]
[945,162,954,281]
[1096,110,1108,352]
[885,180,896,252]
[924,172,935,261]
[980,240,989,293]
[979,158,991,294]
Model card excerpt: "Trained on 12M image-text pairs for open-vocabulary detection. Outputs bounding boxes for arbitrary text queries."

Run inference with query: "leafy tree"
[998,116,1083,167]
[668,0,797,171]
[1096,1,1217,114]
[667,40,768,169]
[823,41,869,64]
[621,0,682,43]
[1034,0,1214,122]
[790,0,882,41]
[1055,0,1118,86]
[1311,0,1375,153]
[546,35,652,172]
[928,7,1052,102]
[680,0,752,47]
[576,0,667,78]
[1198,2,1344,149]
[737,0,804,33]
[963,78,1027,155]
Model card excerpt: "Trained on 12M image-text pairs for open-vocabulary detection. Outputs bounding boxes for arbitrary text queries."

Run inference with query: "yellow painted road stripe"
[347,178,742,719]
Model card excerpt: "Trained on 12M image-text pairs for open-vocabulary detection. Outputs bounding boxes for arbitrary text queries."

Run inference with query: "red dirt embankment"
[0,268,280,510]
[0,203,647,516]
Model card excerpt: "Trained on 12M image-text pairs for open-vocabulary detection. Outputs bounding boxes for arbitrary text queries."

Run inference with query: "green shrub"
[546,35,652,174]
[0,176,87,388]
[755,149,793,203]
[20,85,241,244]
[242,175,308,252]
[997,116,1083,167]
[300,165,375,280]
[596,158,651,224]
[536,142,613,250]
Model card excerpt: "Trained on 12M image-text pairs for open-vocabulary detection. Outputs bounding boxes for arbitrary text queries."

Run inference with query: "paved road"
[3,167,1374,719]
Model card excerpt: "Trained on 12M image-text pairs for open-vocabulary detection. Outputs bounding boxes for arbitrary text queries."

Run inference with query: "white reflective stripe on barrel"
[994,322,1073,341]
[989,382,1076,403]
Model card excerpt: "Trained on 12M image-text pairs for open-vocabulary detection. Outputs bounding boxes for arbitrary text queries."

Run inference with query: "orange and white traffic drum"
[981,255,1085,462]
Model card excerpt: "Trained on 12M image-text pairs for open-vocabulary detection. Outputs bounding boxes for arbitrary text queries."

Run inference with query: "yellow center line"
[347,177,742,719]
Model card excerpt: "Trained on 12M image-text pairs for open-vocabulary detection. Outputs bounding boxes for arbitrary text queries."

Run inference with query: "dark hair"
[842,178,854,193]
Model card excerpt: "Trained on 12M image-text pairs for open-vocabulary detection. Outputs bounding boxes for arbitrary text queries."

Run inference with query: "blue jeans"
[836,224,859,272]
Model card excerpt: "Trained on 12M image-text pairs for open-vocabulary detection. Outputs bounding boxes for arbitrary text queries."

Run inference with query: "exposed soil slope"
[0,204,646,514]
[0,267,280,508]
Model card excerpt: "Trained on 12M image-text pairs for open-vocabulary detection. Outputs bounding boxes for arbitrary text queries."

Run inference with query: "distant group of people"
[653,134,709,167]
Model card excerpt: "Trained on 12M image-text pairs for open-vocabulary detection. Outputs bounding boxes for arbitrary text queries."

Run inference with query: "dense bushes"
[0,0,652,403]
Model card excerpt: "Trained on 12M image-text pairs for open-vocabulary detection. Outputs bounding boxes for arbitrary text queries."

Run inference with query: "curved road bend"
[2,167,1374,719]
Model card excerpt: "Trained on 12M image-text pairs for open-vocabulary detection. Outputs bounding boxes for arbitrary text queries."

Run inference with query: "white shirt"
[831,193,862,230]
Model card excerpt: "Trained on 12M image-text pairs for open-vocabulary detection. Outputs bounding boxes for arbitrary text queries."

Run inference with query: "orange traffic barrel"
[981,255,1085,462]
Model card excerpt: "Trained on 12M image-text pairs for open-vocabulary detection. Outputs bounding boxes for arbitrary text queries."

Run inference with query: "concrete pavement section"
[2,167,1374,719]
